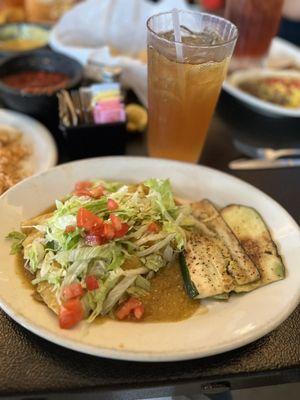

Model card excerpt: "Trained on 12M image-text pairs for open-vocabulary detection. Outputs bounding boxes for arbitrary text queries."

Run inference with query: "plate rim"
[0,156,299,362]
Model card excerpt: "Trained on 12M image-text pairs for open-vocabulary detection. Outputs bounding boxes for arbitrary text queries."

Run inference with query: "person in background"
[279,0,300,46]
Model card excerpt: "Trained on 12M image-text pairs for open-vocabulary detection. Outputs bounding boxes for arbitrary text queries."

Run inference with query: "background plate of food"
[223,37,300,117]
[224,69,300,117]
[0,157,299,362]
[0,109,57,195]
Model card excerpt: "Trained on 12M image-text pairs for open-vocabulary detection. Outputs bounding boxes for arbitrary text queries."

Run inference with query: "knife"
[229,158,300,170]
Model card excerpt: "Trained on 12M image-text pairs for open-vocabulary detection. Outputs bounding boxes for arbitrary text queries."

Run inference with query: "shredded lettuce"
[137,233,176,257]
[141,254,166,272]
[31,253,64,289]
[126,286,148,298]
[102,275,137,315]
[126,275,151,298]
[55,243,124,270]
[7,178,197,322]
[122,267,149,276]
[61,260,89,288]
[135,275,151,291]
[87,269,122,321]
[6,231,26,254]
[24,242,45,273]
[145,179,175,206]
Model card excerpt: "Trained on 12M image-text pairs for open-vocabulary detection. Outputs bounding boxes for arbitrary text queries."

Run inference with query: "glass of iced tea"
[225,0,284,70]
[147,10,237,163]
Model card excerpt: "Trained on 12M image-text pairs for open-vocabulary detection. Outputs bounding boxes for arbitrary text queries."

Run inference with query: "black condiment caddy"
[59,120,127,160]
[57,83,127,160]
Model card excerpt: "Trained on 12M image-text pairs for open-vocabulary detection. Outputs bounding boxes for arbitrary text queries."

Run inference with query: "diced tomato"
[86,275,99,291]
[74,183,104,198]
[147,222,159,233]
[74,181,93,197]
[65,225,75,233]
[63,283,84,300]
[77,207,103,231]
[103,222,115,240]
[110,214,122,231]
[75,181,92,191]
[74,188,92,197]
[89,185,104,199]
[133,305,145,320]
[85,234,105,246]
[110,214,129,238]
[114,223,129,238]
[116,297,143,320]
[59,298,84,329]
[107,198,118,211]
[59,307,79,329]
[89,223,104,237]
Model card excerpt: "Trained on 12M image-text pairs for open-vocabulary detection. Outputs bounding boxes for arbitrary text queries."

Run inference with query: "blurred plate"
[0,157,299,361]
[223,37,300,118]
[0,23,49,55]
[225,69,300,118]
[0,109,57,175]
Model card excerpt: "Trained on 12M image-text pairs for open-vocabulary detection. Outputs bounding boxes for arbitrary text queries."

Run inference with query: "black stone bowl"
[0,50,83,117]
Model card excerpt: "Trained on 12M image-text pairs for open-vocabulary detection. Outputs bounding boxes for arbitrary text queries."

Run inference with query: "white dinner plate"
[0,109,57,174]
[0,157,299,362]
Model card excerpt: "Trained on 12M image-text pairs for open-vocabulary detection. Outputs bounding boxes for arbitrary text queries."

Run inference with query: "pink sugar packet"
[93,102,126,124]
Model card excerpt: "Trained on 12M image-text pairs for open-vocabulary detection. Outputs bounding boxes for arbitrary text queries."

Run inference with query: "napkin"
[50,0,191,105]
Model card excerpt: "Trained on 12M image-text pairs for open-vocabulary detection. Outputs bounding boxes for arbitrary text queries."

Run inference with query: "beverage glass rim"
[146,10,238,49]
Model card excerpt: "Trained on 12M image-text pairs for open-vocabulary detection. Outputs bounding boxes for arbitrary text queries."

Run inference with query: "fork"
[234,140,300,160]
[257,148,300,160]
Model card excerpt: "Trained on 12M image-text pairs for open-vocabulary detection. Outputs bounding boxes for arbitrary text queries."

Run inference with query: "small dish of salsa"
[0,50,83,116]
[1,70,70,95]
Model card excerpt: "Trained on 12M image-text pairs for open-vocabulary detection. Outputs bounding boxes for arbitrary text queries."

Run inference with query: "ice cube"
[159,28,224,46]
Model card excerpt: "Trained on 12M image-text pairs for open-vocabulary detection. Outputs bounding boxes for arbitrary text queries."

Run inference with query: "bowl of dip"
[0,23,49,55]
[0,50,83,116]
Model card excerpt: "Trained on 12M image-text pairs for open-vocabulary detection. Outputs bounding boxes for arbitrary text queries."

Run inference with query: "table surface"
[0,92,299,398]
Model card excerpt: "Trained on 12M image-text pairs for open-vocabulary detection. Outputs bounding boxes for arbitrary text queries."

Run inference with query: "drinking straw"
[172,9,184,62]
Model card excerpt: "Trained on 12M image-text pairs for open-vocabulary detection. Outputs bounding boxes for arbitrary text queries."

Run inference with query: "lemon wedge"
[125,104,148,132]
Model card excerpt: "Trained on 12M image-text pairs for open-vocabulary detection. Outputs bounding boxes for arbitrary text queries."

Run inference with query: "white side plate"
[0,109,57,174]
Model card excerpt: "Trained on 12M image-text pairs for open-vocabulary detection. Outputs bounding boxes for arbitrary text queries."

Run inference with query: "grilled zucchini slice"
[179,234,236,299]
[191,200,260,285]
[221,205,285,292]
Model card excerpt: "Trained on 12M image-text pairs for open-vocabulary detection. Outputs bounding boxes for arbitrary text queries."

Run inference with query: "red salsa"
[1,70,70,95]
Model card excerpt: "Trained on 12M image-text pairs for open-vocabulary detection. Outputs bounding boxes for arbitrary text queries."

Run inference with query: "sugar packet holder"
[58,84,127,160]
